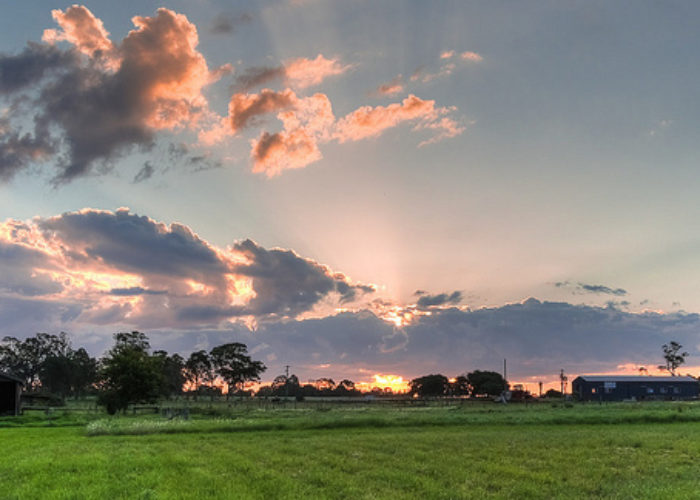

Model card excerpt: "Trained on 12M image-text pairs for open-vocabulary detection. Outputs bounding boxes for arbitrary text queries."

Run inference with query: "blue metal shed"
[572,375,698,401]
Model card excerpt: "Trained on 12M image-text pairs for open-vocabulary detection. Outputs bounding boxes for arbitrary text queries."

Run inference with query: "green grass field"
[1,402,700,499]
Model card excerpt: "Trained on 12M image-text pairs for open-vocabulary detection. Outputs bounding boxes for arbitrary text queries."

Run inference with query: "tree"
[466,370,507,397]
[335,379,357,396]
[409,374,449,397]
[450,375,470,396]
[153,351,186,398]
[0,332,70,389]
[39,347,98,399]
[97,331,161,414]
[209,342,266,396]
[184,350,213,397]
[69,348,98,398]
[658,341,689,376]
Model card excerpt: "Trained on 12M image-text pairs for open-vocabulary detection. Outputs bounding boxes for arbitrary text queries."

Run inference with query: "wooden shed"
[573,375,699,402]
[0,371,23,415]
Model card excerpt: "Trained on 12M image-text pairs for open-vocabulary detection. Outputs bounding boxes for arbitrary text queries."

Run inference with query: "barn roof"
[0,371,24,384]
[575,375,697,383]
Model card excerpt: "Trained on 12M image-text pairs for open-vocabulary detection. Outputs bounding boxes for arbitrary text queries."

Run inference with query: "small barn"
[573,375,699,402]
[0,371,23,415]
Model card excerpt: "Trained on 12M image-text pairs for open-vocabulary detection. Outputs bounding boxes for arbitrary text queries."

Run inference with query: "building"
[0,371,23,416]
[573,375,699,402]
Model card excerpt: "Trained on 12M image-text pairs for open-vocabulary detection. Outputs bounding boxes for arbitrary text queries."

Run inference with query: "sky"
[1,1,700,391]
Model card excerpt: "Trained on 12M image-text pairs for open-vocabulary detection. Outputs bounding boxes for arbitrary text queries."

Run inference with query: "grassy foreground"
[1,404,700,499]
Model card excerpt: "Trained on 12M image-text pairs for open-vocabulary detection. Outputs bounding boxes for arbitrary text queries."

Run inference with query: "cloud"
[229,89,296,133]
[233,54,350,92]
[374,76,404,96]
[411,49,482,84]
[108,287,167,296]
[284,54,351,89]
[0,208,373,329]
[579,284,627,296]
[249,92,334,176]
[0,7,220,183]
[334,95,458,143]
[42,5,114,60]
[460,51,483,62]
[416,291,462,308]
[556,281,628,296]
[225,90,461,175]
[232,66,287,92]
[132,162,155,183]
[209,12,253,35]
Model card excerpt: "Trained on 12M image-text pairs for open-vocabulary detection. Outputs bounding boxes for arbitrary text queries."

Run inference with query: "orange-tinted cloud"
[460,51,483,62]
[229,89,296,133]
[3,7,220,182]
[43,5,114,59]
[334,95,444,143]
[284,54,351,89]
[0,209,373,328]
[244,91,334,175]
[375,76,404,96]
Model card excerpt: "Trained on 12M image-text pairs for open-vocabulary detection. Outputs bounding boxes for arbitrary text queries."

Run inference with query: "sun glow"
[357,374,410,393]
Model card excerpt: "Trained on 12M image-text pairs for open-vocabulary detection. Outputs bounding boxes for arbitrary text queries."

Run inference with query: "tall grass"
[84,401,700,436]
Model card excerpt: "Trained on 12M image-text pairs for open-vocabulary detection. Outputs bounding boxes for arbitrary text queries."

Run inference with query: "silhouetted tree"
[335,379,357,395]
[466,370,507,397]
[153,351,186,398]
[210,342,266,396]
[409,374,449,397]
[450,375,470,396]
[658,341,689,376]
[184,350,213,397]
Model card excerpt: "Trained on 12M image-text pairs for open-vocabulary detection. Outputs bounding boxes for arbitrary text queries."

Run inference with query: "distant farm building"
[573,375,699,402]
[0,371,23,415]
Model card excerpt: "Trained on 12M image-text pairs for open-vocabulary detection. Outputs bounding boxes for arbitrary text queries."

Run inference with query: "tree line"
[0,331,266,414]
[1,331,518,411]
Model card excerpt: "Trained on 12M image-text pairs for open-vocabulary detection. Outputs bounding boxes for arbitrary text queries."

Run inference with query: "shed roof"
[575,375,697,383]
[0,371,24,384]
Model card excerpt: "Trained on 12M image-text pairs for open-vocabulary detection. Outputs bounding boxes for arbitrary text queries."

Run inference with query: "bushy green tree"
[409,374,449,397]
[97,331,161,414]
[466,370,507,397]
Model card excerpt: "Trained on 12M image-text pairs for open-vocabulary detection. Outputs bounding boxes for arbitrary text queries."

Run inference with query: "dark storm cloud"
[0,42,76,93]
[416,290,462,308]
[555,281,627,296]
[0,241,63,296]
[127,299,700,384]
[1,209,374,329]
[232,239,374,317]
[38,209,228,283]
[579,283,627,296]
[0,8,215,184]
[108,287,167,296]
[0,127,57,181]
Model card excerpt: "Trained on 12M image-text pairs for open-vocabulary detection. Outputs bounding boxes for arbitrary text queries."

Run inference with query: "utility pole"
[560,369,568,395]
[538,381,543,398]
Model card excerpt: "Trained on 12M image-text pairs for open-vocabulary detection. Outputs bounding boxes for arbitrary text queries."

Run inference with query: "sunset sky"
[2,1,700,390]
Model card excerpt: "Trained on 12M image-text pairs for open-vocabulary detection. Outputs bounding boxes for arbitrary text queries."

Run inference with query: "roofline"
[0,371,24,385]
[574,375,697,382]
